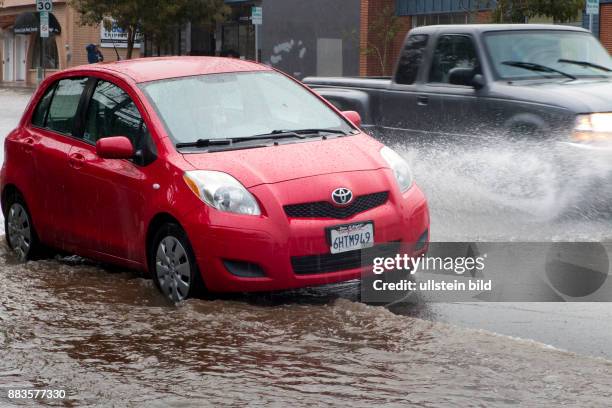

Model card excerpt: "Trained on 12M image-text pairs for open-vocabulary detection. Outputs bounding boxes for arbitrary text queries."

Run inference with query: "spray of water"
[381,130,612,241]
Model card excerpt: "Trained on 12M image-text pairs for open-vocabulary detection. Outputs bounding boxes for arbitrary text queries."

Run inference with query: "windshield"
[483,30,612,80]
[140,71,352,144]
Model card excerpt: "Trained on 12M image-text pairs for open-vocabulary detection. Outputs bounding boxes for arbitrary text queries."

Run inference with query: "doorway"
[14,35,27,81]
[2,35,15,81]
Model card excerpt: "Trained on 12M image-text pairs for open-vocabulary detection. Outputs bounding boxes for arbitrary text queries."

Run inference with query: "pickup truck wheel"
[4,192,42,261]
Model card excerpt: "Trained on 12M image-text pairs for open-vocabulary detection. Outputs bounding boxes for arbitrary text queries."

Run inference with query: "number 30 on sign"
[36,0,53,12]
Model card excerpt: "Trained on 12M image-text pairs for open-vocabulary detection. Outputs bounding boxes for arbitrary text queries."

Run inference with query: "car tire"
[4,191,42,261]
[150,222,203,302]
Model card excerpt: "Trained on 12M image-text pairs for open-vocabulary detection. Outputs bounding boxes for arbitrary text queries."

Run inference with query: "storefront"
[0,0,137,85]
[219,0,261,60]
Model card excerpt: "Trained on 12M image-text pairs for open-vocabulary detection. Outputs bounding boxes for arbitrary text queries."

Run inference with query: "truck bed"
[302,76,391,90]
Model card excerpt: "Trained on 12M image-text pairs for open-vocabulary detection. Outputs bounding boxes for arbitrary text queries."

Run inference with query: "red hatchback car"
[1,57,429,301]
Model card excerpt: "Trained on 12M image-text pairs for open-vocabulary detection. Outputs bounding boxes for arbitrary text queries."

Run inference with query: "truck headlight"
[183,170,261,216]
[380,146,414,192]
[572,113,612,142]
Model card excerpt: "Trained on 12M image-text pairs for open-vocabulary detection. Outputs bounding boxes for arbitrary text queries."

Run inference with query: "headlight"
[572,113,612,142]
[183,170,261,216]
[380,146,413,192]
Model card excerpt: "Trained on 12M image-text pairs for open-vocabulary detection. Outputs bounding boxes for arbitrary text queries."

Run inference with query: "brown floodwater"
[1,242,611,407]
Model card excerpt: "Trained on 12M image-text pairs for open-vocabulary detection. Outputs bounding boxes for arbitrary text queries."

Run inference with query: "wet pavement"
[1,86,611,406]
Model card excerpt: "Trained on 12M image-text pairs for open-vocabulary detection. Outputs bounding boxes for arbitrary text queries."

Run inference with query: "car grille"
[291,241,401,275]
[284,191,389,219]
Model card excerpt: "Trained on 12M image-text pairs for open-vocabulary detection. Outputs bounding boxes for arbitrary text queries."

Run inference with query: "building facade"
[1,0,611,84]
[0,0,139,84]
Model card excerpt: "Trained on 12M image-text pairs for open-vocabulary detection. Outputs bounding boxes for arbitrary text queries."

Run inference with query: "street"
[1,85,611,406]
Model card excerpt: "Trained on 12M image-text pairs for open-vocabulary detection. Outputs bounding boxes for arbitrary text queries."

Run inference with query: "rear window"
[395,34,429,85]
[32,83,57,127]
[46,78,87,135]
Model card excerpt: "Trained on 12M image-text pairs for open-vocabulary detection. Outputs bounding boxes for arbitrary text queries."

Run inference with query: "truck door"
[381,34,431,137]
[417,34,487,141]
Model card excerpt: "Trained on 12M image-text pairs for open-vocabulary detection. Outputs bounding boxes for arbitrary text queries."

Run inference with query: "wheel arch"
[145,212,183,272]
[504,113,549,138]
[1,184,22,216]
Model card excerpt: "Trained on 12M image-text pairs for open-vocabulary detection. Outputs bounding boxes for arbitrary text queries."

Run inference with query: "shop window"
[30,36,59,69]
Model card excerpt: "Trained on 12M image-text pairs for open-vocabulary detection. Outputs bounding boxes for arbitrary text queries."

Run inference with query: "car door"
[418,34,487,140]
[380,34,432,136]
[65,77,157,263]
[26,77,89,247]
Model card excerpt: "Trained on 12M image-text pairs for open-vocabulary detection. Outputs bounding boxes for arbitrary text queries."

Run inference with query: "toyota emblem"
[331,188,353,206]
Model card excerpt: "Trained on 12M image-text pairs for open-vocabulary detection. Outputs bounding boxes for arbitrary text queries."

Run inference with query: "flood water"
[1,87,611,406]
[1,243,612,407]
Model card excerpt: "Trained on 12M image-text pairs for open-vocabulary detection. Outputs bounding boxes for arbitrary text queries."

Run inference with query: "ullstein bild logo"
[331,188,353,205]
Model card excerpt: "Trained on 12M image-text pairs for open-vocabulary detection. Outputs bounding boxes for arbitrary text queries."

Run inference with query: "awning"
[13,12,61,35]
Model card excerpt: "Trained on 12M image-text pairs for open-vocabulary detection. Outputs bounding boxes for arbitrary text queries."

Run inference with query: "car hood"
[181,134,387,188]
[497,78,612,112]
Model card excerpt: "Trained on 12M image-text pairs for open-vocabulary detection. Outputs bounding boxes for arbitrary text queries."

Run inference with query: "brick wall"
[359,5,491,77]
[69,7,140,68]
[476,10,493,23]
[359,0,411,77]
[601,4,612,54]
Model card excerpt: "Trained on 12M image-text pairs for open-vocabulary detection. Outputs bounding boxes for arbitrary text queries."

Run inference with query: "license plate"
[328,222,374,254]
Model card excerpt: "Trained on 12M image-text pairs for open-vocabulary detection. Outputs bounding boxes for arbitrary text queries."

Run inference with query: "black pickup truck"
[304,24,612,145]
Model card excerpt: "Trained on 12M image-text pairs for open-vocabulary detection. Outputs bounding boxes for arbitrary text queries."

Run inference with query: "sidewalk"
[0,81,36,91]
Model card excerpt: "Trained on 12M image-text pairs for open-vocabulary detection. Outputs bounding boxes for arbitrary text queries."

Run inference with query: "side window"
[46,78,88,135]
[429,35,480,84]
[31,82,57,127]
[84,80,156,165]
[395,34,429,85]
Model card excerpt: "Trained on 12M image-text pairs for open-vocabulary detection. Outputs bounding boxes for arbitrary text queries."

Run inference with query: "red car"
[1,57,429,301]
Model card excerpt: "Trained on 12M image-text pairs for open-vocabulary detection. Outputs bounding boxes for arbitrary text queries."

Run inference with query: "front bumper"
[181,172,430,292]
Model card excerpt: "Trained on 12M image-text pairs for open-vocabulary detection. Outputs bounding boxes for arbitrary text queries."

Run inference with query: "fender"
[503,113,550,137]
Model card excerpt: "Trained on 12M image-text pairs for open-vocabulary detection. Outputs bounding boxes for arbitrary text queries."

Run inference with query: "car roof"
[410,24,590,35]
[63,56,272,83]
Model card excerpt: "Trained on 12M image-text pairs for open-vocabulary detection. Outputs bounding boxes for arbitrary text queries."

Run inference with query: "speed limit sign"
[36,0,53,12]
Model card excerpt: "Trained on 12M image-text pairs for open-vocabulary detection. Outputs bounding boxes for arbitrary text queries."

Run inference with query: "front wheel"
[5,193,41,261]
[150,223,202,302]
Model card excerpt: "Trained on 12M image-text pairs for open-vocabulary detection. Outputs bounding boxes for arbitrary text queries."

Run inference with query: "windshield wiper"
[176,138,232,148]
[502,60,576,80]
[237,128,348,142]
[286,128,349,135]
[175,129,349,149]
[558,59,612,73]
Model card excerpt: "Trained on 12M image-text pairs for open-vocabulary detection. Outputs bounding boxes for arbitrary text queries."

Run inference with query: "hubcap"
[7,203,32,261]
[155,236,191,302]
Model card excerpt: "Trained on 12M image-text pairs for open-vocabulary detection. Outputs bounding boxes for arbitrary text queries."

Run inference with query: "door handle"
[69,152,85,169]
[23,137,35,154]
[417,95,429,106]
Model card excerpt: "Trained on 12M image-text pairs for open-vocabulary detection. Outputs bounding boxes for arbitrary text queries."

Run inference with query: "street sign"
[251,6,262,25]
[40,11,49,38]
[586,0,599,15]
[36,0,53,13]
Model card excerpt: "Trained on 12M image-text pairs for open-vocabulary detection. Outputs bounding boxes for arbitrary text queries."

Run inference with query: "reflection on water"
[1,243,611,407]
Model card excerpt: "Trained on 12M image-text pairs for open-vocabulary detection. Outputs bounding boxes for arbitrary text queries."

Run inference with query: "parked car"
[304,24,612,146]
[1,57,429,301]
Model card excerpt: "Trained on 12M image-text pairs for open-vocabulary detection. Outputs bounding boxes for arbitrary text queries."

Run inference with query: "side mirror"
[448,67,475,86]
[472,74,485,90]
[342,110,362,128]
[449,67,484,89]
[96,136,134,159]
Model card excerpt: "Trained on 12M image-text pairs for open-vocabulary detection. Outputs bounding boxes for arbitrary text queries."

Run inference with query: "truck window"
[395,34,429,85]
[429,35,480,84]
